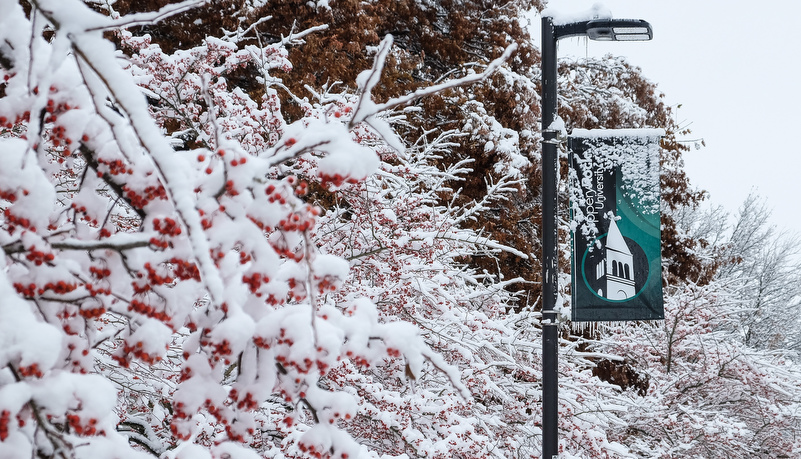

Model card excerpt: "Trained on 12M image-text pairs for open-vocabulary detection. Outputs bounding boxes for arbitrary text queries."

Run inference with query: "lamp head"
[585,19,652,41]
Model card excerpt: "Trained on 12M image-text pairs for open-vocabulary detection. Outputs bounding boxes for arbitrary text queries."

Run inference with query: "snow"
[168,443,213,459]
[312,253,350,280]
[270,118,380,181]
[547,116,566,133]
[542,3,613,25]
[0,138,57,231]
[0,261,62,373]
[128,319,173,358]
[211,442,263,459]
[0,432,34,459]
[3,1,801,457]
[571,127,665,139]
[0,382,32,416]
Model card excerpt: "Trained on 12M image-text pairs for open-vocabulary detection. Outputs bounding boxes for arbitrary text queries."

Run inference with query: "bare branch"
[351,42,518,127]
[86,0,206,32]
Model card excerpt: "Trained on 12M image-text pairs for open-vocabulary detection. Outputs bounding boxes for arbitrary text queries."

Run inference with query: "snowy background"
[532,0,801,231]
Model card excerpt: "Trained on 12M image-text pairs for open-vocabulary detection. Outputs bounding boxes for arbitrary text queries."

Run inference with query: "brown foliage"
[111,0,268,53]
[108,0,710,305]
[593,359,649,396]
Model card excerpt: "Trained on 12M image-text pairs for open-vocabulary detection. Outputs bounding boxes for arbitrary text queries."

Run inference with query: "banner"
[568,129,664,322]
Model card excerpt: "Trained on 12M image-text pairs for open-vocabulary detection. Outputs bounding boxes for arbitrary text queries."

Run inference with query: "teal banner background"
[568,131,664,322]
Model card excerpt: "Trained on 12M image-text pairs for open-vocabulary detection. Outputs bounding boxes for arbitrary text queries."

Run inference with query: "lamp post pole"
[540,15,560,459]
[539,14,653,458]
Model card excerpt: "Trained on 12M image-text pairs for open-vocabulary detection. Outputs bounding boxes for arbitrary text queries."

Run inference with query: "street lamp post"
[540,14,652,459]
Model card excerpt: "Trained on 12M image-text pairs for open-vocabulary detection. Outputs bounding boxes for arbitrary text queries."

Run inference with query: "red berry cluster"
[294,180,308,196]
[242,272,269,294]
[273,336,332,376]
[79,305,106,319]
[276,328,293,347]
[66,413,100,436]
[70,203,99,226]
[224,180,239,196]
[44,97,73,120]
[86,283,111,297]
[319,173,360,188]
[211,339,233,364]
[127,299,171,322]
[386,347,402,358]
[169,402,192,440]
[49,125,72,154]
[211,249,226,267]
[25,247,55,265]
[298,440,350,459]
[0,110,30,129]
[39,281,77,296]
[4,209,36,233]
[330,106,353,119]
[229,388,258,410]
[316,277,339,295]
[178,366,192,382]
[345,350,371,369]
[285,278,306,302]
[96,157,132,176]
[209,398,252,443]
[265,184,287,205]
[247,215,272,232]
[113,339,165,367]
[123,183,168,209]
[143,262,175,286]
[264,294,284,306]
[89,266,111,279]
[132,281,151,295]
[13,282,37,297]
[0,410,9,441]
[170,257,200,281]
[198,209,213,230]
[0,188,17,202]
[152,218,182,236]
[278,211,314,232]
[149,237,170,250]
[253,335,271,349]
[174,392,254,443]
[17,363,43,378]
[228,156,247,167]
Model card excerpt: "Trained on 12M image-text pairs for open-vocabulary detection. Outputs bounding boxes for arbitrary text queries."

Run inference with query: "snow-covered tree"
[0,1,528,457]
[674,194,801,352]
[589,280,801,457]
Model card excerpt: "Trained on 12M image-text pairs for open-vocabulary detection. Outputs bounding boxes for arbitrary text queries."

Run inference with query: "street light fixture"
[586,19,653,41]
[540,13,652,459]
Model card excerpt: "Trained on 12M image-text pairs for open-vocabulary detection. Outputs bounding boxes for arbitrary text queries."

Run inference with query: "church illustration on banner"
[588,216,636,300]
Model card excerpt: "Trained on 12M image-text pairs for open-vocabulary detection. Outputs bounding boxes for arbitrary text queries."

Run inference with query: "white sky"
[530,1,801,232]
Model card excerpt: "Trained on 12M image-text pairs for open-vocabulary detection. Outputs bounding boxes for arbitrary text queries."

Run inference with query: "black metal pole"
[541,15,559,459]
